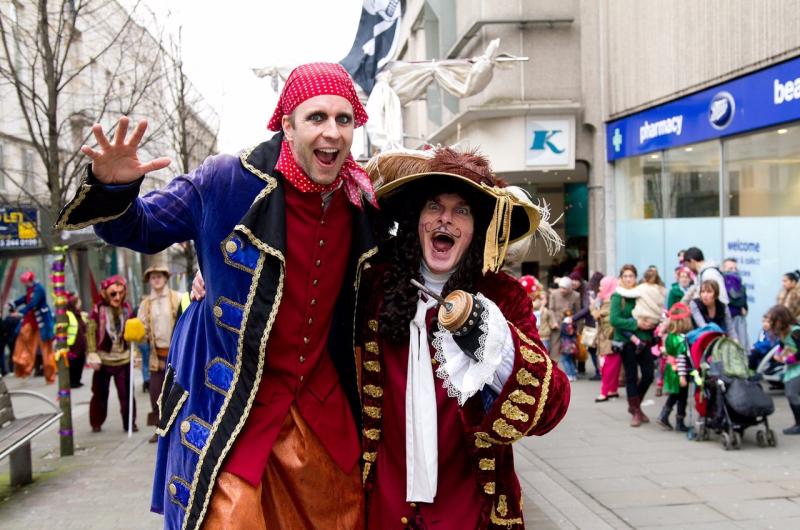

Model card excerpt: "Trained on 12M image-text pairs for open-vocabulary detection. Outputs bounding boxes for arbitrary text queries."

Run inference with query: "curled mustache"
[423,221,462,239]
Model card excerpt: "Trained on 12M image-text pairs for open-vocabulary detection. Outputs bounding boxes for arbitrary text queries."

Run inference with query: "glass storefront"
[614,124,800,342]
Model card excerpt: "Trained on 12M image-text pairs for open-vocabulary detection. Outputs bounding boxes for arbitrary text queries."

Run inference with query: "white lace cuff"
[433,293,513,406]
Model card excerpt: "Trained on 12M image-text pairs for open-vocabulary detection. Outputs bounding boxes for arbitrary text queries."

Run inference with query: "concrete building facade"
[394,0,800,335]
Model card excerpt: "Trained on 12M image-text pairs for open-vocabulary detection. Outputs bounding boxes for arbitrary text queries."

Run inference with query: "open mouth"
[431,232,455,253]
[314,148,339,166]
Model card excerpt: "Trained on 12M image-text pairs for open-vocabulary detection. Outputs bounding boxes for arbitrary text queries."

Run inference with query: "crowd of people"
[519,247,800,436]
[0,266,186,441]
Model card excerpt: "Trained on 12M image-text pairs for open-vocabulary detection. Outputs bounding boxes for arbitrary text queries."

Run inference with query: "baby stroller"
[687,328,776,450]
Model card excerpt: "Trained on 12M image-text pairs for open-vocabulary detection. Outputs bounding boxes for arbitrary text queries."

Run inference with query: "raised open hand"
[80,116,172,185]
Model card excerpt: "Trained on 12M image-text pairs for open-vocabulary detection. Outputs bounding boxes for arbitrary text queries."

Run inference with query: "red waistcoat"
[224,183,357,485]
[367,308,484,529]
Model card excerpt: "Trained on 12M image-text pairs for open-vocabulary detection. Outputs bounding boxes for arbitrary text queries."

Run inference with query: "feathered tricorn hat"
[366,147,562,273]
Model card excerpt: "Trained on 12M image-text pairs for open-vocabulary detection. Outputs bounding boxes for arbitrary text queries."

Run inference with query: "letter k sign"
[530,129,565,154]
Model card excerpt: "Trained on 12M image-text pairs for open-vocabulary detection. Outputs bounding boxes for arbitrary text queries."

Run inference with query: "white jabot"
[405,264,451,502]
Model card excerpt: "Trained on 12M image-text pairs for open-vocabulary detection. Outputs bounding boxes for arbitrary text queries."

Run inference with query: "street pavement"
[1,367,799,529]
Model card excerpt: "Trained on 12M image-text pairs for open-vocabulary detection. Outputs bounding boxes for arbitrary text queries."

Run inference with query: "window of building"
[21,148,34,191]
[0,143,5,190]
[663,140,720,218]
[725,124,800,217]
[614,153,663,219]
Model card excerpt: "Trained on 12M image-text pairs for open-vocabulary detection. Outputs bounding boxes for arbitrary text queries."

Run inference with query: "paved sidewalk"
[515,375,800,529]
[0,369,162,530]
[1,367,798,529]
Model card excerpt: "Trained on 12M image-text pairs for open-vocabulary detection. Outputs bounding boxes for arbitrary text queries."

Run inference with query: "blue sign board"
[606,55,800,161]
[0,207,41,249]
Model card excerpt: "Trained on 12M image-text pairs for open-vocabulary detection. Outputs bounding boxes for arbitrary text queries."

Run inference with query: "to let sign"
[0,207,41,249]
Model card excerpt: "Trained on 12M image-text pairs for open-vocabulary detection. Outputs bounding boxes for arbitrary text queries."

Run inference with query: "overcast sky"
[137,0,365,154]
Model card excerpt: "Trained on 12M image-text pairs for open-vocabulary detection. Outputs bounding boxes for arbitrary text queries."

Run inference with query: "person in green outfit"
[656,303,694,432]
[666,266,693,309]
[609,264,658,427]
[765,304,800,435]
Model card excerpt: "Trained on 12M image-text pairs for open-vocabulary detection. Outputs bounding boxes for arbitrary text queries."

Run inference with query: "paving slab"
[591,487,701,509]
[615,503,730,527]
[707,498,800,520]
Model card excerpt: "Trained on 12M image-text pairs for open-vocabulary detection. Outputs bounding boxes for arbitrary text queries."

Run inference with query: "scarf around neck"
[275,140,377,209]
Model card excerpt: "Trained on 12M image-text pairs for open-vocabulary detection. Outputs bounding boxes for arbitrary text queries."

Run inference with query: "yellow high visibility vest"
[66,310,78,347]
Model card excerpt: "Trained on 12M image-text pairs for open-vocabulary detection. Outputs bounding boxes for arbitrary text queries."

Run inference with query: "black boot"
[783,404,800,435]
[656,405,673,430]
[675,415,689,432]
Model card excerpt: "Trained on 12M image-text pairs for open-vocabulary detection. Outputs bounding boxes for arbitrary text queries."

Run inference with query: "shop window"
[663,140,720,218]
[614,153,663,219]
[725,124,800,217]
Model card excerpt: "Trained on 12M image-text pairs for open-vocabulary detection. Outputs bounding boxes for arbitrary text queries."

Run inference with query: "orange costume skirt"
[13,322,56,383]
[202,405,364,529]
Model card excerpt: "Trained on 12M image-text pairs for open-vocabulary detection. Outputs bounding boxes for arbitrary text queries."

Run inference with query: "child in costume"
[656,303,693,431]
[560,309,578,381]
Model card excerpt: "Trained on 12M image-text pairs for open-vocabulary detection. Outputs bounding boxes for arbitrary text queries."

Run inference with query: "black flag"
[340,0,402,95]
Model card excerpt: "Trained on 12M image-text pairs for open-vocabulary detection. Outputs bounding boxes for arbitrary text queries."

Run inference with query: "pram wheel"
[766,428,777,447]
[756,430,766,447]
[732,431,742,450]
[721,431,732,450]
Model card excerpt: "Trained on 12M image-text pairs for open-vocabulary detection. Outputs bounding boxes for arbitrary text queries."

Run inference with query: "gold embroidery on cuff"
[521,345,546,364]
[497,494,509,516]
[508,389,536,405]
[525,355,554,436]
[479,458,496,471]
[516,368,540,387]
[501,401,530,423]
[368,319,378,332]
[493,418,523,440]
[363,451,377,463]
[363,360,381,372]
[475,435,492,449]
[364,406,382,419]
[484,482,496,495]
[365,341,379,354]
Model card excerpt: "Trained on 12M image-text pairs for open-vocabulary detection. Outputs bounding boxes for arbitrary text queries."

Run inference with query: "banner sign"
[0,207,41,249]
[606,55,800,161]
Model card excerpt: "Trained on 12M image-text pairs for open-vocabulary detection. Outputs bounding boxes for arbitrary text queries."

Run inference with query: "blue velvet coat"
[56,133,377,530]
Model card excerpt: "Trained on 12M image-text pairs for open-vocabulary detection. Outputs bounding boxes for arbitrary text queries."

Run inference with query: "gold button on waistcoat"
[308,318,313,325]
[225,240,237,254]
[319,239,325,247]
[310,298,317,306]
[315,259,321,267]
[299,355,305,363]
[312,279,319,286]
[213,306,223,318]
[168,483,177,496]
[180,420,191,434]
[303,337,309,344]
[400,516,409,525]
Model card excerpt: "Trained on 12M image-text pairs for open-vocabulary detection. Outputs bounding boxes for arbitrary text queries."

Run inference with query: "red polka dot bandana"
[276,141,377,210]
[268,63,368,132]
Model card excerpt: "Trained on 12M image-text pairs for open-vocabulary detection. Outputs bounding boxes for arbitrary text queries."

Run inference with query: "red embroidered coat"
[358,267,570,529]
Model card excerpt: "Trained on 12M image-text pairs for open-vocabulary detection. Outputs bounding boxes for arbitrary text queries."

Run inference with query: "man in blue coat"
[13,271,55,382]
[56,63,377,530]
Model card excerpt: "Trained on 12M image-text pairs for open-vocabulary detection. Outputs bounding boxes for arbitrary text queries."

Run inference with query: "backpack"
[721,270,747,309]
[708,336,750,379]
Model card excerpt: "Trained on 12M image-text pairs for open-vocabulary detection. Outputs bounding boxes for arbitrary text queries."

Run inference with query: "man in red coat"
[358,148,570,529]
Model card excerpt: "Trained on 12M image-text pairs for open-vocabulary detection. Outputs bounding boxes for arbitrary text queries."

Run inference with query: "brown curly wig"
[377,148,499,344]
